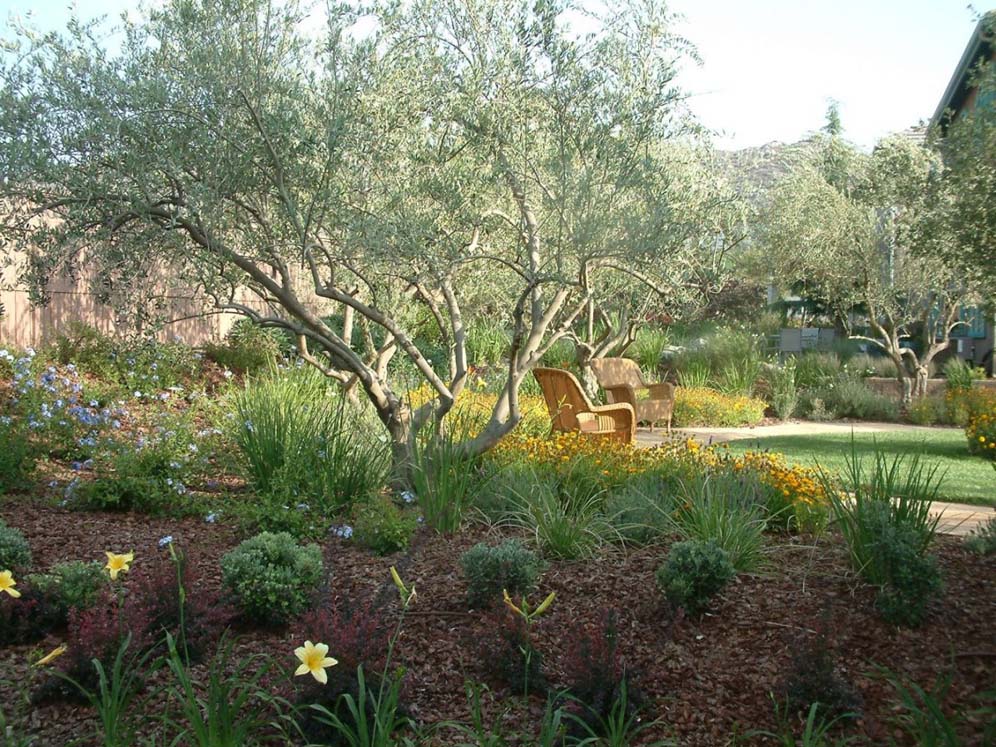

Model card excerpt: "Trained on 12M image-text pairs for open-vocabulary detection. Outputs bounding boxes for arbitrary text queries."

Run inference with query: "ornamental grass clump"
[818,441,943,627]
[220,531,323,625]
[672,473,766,572]
[655,539,735,616]
[460,539,544,608]
[232,367,388,513]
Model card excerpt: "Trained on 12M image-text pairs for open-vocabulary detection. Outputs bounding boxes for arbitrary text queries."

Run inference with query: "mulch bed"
[1,498,993,746]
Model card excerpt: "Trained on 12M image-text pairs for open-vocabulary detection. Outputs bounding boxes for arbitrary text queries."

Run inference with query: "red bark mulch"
[1,499,993,746]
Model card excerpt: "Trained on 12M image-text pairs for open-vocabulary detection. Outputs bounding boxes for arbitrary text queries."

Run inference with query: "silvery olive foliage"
[0,0,726,477]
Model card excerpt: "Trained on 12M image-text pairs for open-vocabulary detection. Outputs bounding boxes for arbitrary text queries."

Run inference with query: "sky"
[2,0,988,151]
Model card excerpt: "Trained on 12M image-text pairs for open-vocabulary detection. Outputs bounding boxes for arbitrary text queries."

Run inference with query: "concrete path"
[635,422,993,537]
[636,420,958,447]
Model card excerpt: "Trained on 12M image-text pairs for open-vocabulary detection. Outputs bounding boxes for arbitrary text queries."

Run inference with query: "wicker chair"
[532,367,635,444]
[589,357,675,433]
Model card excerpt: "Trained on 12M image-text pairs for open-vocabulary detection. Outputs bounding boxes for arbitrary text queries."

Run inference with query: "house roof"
[931,12,996,131]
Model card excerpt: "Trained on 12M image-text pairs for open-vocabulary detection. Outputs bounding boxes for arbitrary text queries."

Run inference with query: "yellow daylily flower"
[104,551,134,580]
[534,591,556,617]
[293,640,338,685]
[0,570,21,598]
[502,589,522,616]
[390,566,416,607]
[34,644,67,667]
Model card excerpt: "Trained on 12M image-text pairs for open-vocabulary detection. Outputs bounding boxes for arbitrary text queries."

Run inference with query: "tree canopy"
[0,0,719,476]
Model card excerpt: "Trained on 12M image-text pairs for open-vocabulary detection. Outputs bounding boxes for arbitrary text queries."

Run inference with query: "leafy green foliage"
[204,320,285,375]
[0,520,31,571]
[27,561,105,622]
[965,515,996,555]
[232,368,387,513]
[460,540,543,609]
[220,532,323,625]
[352,496,416,556]
[655,540,735,616]
[672,474,766,572]
[819,443,943,626]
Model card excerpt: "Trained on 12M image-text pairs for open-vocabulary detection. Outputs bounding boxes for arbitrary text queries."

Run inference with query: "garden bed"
[1,498,992,746]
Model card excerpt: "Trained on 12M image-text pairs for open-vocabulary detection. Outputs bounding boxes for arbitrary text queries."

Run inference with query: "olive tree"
[0,0,694,479]
[764,129,978,402]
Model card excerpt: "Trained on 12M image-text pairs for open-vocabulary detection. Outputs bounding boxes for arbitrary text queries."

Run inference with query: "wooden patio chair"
[589,357,676,433]
[532,367,635,444]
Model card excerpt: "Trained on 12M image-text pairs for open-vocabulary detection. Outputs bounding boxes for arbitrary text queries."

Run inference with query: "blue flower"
[204,512,218,524]
[400,490,416,504]
[330,524,354,539]
[158,535,174,548]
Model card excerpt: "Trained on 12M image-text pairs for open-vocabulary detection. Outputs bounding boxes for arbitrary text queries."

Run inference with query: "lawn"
[724,428,996,507]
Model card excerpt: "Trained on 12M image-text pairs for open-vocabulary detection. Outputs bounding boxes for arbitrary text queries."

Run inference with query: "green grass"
[724,429,995,507]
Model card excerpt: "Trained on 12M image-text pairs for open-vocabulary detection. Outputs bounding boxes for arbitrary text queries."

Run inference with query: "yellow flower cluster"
[672,386,767,427]
[965,390,996,461]
[491,430,708,482]
[405,382,550,437]
[727,451,826,507]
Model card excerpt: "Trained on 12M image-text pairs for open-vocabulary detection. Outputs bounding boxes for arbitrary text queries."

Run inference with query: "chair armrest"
[591,402,636,442]
[603,384,639,409]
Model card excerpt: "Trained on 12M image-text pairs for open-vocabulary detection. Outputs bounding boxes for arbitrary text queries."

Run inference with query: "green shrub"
[794,352,840,390]
[460,540,543,608]
[907,395,944,426]
[942,357,983,392]
[220,532,323,624]
[672,473,766,572]
[204,320,284,374]
[48,321,118,379]
[540,337,576,369]
[232,367,387,513]
[0,420,33,493]
[0,520,31,571]
[846,353,898,379]
[672,386,766,427]
[767,359,799,421]
[819,443,943,627]
[352,495,416,556]
[965,515,996,555]
[603,479,677,545]
[28,561,105,620]
[630,327,670,377]
[716,355,763,398]
[76,422,204,514]
[871,519,942,628]
[804,375,899,422]
[675,359,712,389]
[655,540,735,616]
[512,484,618,560]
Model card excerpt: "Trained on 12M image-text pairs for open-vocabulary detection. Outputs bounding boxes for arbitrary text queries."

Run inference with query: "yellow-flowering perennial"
[34,644,67,667]
[0,570,21,598]
[104,551,134,580]
[965,390,996,462]
[294,640,338,684]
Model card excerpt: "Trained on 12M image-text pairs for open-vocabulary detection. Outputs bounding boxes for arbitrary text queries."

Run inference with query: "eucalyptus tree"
[764,129,977,402]
[0,0,695,478]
